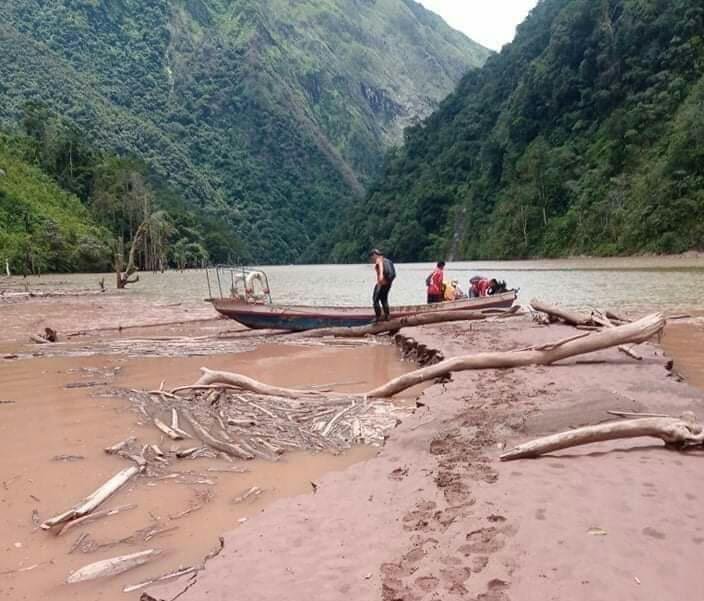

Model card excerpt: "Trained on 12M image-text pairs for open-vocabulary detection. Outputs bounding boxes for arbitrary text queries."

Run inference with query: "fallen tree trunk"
[591,311,643,361]
[288,308,511,339]
[500,416,704,461]
[191,314,666,401]
[530,299,593,326]
[365,313,665,398]
[41,466,141,530]
[66,549,160,584]
[196,368,328,400]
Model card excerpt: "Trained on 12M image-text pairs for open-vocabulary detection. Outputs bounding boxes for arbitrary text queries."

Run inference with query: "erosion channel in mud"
[0,339,417,601]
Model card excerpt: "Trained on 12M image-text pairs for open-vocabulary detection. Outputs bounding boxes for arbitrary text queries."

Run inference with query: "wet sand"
[0,307,416,601]
[146,315,704,601]
[3,285,704,601]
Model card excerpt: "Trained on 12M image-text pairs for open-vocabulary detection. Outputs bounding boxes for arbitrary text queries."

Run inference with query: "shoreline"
[1,250,703,279]
[145,314,704,601]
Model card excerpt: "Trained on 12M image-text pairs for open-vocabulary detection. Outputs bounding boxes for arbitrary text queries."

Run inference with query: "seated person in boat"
[487,278,508,295]
[469,277,508,297]
[443,280,464,301]
[426,261,445,304]
[469,275,490,297]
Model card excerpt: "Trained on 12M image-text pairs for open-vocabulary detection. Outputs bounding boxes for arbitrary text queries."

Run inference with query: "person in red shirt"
[426,261,445,303]
[469,275,491,297]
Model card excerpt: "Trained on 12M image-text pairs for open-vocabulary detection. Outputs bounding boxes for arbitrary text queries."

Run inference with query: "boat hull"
[210,291,517,331]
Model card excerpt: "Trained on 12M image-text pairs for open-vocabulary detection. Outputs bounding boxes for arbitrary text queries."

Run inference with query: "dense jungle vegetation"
[0,109,243,274]
[0,0,488,269]
[334,0,704,261]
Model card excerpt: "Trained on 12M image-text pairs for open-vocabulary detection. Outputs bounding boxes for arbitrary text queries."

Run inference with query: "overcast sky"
[419,0,540,50]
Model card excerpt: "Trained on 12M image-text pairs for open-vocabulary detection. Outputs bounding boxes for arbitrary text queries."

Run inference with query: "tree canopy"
[334,0,704,261]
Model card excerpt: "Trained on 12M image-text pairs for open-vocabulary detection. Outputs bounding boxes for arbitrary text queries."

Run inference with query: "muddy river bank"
[0,300,420,601]
[1,264,703,601]
[147,315,704,601]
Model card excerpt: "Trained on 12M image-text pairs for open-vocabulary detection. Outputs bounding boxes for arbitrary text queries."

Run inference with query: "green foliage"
[0,0,489,264]
[0,133,112,274]
[337,0,704,261]
[0,105,246,273]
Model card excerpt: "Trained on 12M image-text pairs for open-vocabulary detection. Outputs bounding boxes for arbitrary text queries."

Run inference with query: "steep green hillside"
[0,134,111,273]
[0,0,489,263]
[335,0,704,261]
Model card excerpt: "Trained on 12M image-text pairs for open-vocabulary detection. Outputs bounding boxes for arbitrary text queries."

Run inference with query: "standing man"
[426,261,446,303]
[370,249,395,322]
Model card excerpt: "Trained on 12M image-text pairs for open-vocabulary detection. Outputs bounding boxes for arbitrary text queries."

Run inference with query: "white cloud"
[418,0,540,50]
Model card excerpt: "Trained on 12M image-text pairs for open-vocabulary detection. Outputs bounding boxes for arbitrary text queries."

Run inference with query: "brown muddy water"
[1,256,703,599]
[0,342,415,601]
[663,322,704,389]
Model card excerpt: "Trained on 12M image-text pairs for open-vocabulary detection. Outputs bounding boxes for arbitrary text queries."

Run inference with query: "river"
[1,256,703,600]
[8,255,704,314]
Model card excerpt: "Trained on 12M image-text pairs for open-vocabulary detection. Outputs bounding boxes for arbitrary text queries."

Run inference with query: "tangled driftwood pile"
[134,384,410,461]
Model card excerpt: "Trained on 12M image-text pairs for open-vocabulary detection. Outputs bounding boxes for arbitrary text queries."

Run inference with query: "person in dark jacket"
[370,249,395,322]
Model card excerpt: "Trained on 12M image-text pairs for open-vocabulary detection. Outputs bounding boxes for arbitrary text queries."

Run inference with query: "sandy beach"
[1,281,703,601]
[143,315,704,601]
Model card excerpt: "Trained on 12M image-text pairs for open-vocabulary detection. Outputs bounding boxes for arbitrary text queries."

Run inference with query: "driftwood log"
[182,409,256,460]
[500,415,704,461]
[288,307,518,339]
[365,312,665,398]
[194,368,330,400]
[530,299,593,326]
[66,549,160,583]
[41,465,141,530]
[190,314,665,400]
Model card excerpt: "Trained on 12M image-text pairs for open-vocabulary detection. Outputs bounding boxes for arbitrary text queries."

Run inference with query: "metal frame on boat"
[206,265,517,331]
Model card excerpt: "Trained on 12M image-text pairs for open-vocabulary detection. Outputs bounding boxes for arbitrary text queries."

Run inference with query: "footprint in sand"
[414,575,439,592]
[475,578,511,601]
[440,566,472,592]
[402,547,427,565]
[381,562,413,579]
[460,527,506,554]
[642,527,666,540]
[535,508,546,521]
[488,514,507,523]
[389,466,409,481]
[471,556,490,573]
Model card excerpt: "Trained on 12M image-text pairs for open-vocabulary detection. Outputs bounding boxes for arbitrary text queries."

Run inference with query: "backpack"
[382,257,396,282]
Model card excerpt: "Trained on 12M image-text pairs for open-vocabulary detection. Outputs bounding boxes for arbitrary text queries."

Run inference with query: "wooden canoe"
[210,290,517,331]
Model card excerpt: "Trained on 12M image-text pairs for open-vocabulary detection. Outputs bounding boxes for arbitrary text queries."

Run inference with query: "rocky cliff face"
[0,0,489,263]
[333,0,704,262]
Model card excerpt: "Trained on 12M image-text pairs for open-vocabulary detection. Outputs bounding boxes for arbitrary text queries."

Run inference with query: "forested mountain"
[0,133,111,274]
[0,0,489,265]
[0,127,242,275]
[334,0,704,261]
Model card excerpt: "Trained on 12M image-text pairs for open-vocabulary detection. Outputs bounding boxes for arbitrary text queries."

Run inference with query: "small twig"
[169,505,204,520]
[607,410,673,419]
